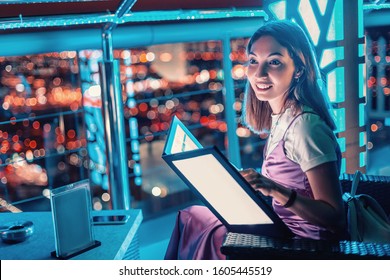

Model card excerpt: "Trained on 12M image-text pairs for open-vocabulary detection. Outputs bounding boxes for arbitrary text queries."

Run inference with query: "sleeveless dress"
[164,112,342,260]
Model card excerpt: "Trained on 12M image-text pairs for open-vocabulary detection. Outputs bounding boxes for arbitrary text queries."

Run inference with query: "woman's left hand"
[239,168,277,196]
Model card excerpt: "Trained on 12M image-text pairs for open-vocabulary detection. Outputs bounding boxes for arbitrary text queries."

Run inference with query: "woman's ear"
[294,67,304,79]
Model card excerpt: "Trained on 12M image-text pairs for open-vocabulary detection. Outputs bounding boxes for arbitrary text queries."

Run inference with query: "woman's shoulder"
[289,106,333,136]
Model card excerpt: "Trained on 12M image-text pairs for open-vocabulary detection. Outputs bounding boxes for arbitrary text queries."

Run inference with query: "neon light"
[131,140,139,153]
[359,151,365,168]
[359,131,365,148]
[327,67,345,103]
[333,107,346,133]
[337,137,346,153]
[363,3,390,10]
[268,0,286,20]
[327,0,343,42]
[298,0,320,45]
[320,47,344,69]
[340,158,346,174]
[134,177,142,186]
[316,0,328,16]
[358,0,364,38]
[130,118,138,138]
[359,103,365,127]
[134,163,141,176]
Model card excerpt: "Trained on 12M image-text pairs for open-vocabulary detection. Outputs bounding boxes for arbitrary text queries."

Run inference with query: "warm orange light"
[29,140,37,149]
[32,121,40,130]
[67,130,76,139]
[57,135,65,144]
[138,103,148,112]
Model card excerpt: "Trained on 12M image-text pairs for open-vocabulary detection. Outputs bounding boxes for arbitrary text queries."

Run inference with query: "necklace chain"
[270,111,285,138]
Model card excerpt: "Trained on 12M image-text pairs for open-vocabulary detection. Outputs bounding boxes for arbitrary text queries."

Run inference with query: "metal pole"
[222,33,242,169]
[341,0,366,173]
[99,26,130,209]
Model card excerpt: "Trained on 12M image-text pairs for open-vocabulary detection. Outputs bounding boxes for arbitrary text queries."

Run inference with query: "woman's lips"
[256,83,272,90]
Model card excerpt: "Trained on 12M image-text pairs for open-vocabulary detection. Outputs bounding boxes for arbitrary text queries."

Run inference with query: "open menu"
[161,116,292,237]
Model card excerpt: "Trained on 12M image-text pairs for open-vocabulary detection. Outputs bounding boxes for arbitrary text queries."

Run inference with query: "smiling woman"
[164,20,347,260]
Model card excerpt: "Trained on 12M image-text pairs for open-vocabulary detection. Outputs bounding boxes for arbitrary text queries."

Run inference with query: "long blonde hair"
[242,20,336,133]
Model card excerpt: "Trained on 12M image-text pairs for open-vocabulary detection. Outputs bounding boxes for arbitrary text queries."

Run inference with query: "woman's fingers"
[240,169,263,186]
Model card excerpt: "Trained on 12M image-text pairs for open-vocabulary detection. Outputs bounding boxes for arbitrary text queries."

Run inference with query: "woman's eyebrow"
[248,51,284,57]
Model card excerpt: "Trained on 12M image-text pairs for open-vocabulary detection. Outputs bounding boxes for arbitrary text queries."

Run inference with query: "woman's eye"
[248,58,257,64]
[269,60,281,66]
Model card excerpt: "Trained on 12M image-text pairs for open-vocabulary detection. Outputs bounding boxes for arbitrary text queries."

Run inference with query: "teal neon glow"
[268,0,286,20]
[298,0,320,46]
[131,140,139,153]
[326,0,343,42]
[0,9,267,30]
[340,158,346,174]
[359,131,365,148]
[134,163,141,176]
[327,67,345,103]
[359,152,365,168]
[333,107,345,133]
[358,44,364,58]
[337,137,346,153]
[316,0,328,16]
[320,47,344,69]
[359,103,365,127]
[130,118,138,138]
[363,3,390,10]
[358,0,364,38]
[135,177,142,186]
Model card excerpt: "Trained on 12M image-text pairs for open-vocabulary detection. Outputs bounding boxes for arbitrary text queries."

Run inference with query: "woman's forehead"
[250,36,290,58]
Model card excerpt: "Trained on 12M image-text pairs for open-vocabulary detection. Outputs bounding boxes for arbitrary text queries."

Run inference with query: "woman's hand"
[240,168,278,196]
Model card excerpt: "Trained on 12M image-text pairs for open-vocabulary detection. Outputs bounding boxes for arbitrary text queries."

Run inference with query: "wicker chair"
[221,174,390,259]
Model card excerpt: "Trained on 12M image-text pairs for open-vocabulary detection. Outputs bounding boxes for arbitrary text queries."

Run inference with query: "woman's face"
[246,35,296,113]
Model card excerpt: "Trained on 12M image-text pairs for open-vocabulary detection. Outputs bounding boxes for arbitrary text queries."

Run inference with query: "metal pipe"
[0,18,264,56]
[116,0,138,18]
[100,28,131,210]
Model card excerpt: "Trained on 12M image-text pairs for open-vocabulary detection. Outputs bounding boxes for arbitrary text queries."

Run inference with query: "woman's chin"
[255,93,271,102]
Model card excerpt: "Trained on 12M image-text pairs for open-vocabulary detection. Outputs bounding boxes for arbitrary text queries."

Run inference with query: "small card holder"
[50,180,100,259]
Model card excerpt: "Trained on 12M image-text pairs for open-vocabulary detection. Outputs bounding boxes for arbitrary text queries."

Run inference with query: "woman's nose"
[256,63,268,77]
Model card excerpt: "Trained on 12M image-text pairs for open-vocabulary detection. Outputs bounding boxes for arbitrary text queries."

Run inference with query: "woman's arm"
[241,161,346,234]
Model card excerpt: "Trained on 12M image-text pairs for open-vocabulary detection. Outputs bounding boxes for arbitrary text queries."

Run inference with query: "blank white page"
[172,154,273,225]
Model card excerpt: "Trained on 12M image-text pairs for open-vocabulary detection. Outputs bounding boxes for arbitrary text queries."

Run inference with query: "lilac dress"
[164,113,341,260]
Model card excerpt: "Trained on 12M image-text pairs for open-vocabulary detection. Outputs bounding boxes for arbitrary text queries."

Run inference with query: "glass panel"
[0,52,88,212]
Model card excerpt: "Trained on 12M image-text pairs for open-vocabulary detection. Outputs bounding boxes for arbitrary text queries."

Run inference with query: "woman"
[165,20,347,260]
